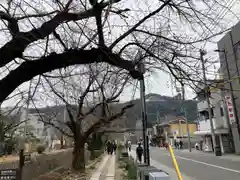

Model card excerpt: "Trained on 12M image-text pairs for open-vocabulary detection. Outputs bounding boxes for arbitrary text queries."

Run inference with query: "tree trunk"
[72,141,85,172]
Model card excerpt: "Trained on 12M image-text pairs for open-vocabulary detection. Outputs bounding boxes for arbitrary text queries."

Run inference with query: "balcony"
[198,119,215,132]
[197,117,228,132]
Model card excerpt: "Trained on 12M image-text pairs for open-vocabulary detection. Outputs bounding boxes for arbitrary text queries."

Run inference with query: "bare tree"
[31,64,133,171]
[0,0,235,104]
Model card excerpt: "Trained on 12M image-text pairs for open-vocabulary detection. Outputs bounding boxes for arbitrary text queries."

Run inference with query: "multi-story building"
[217,21,240,154]
[194,80,232,153]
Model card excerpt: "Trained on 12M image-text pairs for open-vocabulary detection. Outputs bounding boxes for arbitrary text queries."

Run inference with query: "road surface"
[149,146,240,180]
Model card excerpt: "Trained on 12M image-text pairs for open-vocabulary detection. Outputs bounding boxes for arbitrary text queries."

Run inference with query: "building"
[194,80,232,153]
[155,117,197,147]
[16,108,53,151]
[16,107,72,151]
[217,22,240,154]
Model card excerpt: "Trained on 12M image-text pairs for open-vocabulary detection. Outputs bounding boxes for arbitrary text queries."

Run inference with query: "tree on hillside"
[31,64,133,171]
[0,0,234,105]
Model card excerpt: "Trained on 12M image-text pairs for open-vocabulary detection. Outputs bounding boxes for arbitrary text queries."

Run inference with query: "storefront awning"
[194,131,211,136]
[194,129,229,136]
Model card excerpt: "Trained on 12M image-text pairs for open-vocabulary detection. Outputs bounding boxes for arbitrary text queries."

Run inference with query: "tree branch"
[0,0,123,68]
[84,103,133,139]
[0,11,19,35]
[109,0,171,49]
[0,48,142,103]
[0,10,95,67]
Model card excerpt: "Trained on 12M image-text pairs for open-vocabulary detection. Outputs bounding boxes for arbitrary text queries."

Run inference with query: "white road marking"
[168,154,240,174]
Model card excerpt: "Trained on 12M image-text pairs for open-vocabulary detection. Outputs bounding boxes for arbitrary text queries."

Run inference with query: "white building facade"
[194,81,232,153]
[17,108,52,145]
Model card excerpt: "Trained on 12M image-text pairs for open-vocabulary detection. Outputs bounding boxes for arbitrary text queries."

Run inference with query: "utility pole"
[181,83,191,152]
[200,49,221,156]
[138,61,150,166]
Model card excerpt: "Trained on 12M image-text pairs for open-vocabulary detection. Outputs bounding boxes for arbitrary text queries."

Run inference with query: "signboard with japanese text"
[225,95,236,124]
[0,169,19,180]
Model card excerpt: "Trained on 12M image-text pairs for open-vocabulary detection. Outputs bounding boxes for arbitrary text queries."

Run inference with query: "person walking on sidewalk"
[112,140,117,154]
[106,140,113,155]
[136,142,143,164]
[128,140,132,151]
[179,139,183,150]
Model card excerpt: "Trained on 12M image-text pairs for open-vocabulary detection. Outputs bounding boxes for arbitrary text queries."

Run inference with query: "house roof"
[157,117,197,127]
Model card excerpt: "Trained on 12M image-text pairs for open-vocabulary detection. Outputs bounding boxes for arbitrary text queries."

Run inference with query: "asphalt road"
[149,146,240,180]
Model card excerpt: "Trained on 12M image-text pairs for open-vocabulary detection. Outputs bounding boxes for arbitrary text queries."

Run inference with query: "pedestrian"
[125,141,128,152]
[179,140,183,149]
[174,139,177,149]
[112,140,117,154]
[136,142,143,164]
[176,139,180,150]
[165,142,169,150]
[128,140,131,151]
[106,140,113,155]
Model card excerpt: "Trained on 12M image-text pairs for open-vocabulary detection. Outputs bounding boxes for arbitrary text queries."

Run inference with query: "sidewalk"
[128,150,195,180]
[90,154,116,180]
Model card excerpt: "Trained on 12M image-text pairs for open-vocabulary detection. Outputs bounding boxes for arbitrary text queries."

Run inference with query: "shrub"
[121,158,137,180]
[118,144,124,151]
[127,160,137,180]
[36,145,46,154]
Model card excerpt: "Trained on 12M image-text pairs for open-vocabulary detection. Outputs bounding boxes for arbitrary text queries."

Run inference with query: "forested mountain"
[124,93,198,128]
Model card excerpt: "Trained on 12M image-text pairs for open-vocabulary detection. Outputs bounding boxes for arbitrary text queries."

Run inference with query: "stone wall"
[0,148,91,180]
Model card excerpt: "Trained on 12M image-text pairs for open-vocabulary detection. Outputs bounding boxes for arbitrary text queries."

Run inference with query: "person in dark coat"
[112,141,117,154]
[106,140,113,154]
[136,142,143,163]
[179,140,183,149]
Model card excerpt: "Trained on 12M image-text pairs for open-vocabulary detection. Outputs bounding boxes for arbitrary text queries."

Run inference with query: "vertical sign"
[225,95,236,124]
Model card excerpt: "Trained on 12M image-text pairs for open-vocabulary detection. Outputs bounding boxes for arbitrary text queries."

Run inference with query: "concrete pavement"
[150,146,240,180]
[90,154,116,180]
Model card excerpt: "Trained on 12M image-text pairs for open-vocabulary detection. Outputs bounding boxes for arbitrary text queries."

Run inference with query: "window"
[199,111,209,120]
[220,107,224,116]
